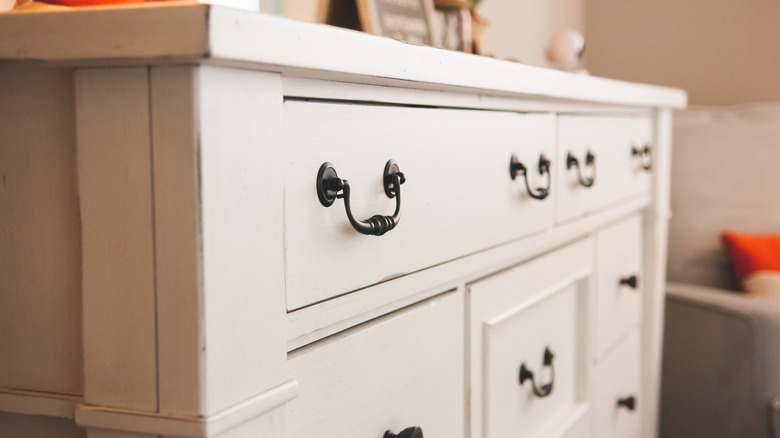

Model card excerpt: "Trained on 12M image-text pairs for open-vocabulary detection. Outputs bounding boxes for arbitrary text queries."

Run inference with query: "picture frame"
[354,0,441,47]
[433,3,472,53]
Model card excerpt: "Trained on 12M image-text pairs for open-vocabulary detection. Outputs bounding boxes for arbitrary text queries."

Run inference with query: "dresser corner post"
[641,107,674,438]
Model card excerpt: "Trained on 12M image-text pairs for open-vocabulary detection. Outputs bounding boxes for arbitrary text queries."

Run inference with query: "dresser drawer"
[556,115,652,223]
[469,239,592,438]
[595,215,643,357]
[284,101,555,310]
[594,330,642,438]
[286,290,464,438]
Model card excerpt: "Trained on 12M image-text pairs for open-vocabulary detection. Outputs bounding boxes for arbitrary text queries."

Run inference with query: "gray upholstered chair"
[660,103,780,438]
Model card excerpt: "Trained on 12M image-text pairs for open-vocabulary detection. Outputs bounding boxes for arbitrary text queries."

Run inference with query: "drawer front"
[286,290,464,438]
[596,215,643,358]
[284,101,555,310]
[469,239,592,438]
[556,115,652,223]
[595,330,642,438]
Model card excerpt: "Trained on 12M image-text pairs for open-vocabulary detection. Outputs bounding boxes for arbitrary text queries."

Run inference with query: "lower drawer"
[285,290,464,438]
[469,239,592,438]
[595,215,643,357]
[594,330,642,438]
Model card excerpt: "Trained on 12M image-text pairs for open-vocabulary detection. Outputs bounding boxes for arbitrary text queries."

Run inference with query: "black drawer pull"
[519,346,555,398]
[617,395,637,411]
[384,426,423,438]
[619,275,639,289]
[566,150,596,187]
[631,144,653,171]
[510,154,552,200]
[316,160,405,236]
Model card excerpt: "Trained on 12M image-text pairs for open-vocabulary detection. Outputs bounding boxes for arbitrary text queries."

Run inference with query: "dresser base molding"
[0,389,80,420]
[74,380,298,437]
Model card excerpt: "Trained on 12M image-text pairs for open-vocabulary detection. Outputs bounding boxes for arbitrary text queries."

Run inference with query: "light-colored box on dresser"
[0,4,685,438]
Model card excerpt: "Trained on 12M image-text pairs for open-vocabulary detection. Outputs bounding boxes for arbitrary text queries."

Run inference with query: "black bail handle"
[384,426,423,438]
[510,153,552,200]
[617,395,637,411]
[317,159,405,236]
[519,346,556,398]
[631,144,652,171]
[566,150,596,188]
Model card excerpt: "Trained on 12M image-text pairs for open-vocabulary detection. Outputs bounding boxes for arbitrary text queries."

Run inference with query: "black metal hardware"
[519,346,555,398]
[619,275,639,290]
[566,150,596,187]
[631,144,652,171]
[617,395,637,411]
[384,426,423,438]
[510,154,552,200]
[316,159,406,236]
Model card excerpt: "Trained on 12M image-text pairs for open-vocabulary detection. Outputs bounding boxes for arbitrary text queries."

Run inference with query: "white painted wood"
[149,65,203,417]
[594,330,642,438]
[74,380,297,438]
[556,115,653,224]
[76,67,158,412]
[0,67,83,396]
[0,6,686,109]
[283,77,654,115]
[0,4,210,62]
[0,12,684,437]
[469,238,593,438]
[197,66,287,416]
[482,283,586,438]
[285,102,555,309]
[286,198,649,350]
[641,108,674,438]
[210,405,285,438]
[595,215,643,359]
[0,389,78,419]
[286,290,464,438]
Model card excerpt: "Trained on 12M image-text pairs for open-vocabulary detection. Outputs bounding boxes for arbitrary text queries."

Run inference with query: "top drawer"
[556,115,653,223]
[284,101,555,310]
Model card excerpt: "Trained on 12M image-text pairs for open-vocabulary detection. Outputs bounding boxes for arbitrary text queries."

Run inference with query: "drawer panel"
[284,101,555,310]
[595,330,642,438]
[596,215,643,357]
[556,115,652,223]
[286,290,464,438]
[469,238,592,438]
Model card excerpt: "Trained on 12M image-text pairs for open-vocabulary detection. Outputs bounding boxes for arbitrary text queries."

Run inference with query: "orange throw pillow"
[721,230,780,291]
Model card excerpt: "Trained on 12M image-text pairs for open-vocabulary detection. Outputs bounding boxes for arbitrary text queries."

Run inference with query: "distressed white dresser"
[0,4,686,438]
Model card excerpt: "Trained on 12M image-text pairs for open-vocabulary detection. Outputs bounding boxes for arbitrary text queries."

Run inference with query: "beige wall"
[477,0,583,67]
[584,0,780,106]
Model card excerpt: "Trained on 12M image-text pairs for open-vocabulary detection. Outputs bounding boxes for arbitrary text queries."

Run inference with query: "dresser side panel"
[150,65,204,416]
[642,108,673,438]
[198,66,286,416]
[76,67,158,412]
[0,67,84,396]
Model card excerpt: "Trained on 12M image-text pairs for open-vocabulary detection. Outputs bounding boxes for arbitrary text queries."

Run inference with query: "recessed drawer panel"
[284,101,555,310]
[286,290,464,438]
[595,330,642,438]
[556,115,652,223]
[596,215,643,358]
[469,239,592,438]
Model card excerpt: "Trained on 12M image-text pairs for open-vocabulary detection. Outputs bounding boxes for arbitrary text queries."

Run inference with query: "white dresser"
[0,5,686,438]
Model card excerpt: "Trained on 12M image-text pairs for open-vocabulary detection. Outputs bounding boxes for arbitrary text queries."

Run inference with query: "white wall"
[584,0,780,106]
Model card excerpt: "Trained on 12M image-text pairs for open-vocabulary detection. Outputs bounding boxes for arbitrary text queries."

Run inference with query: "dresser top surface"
[0,3,686,108]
